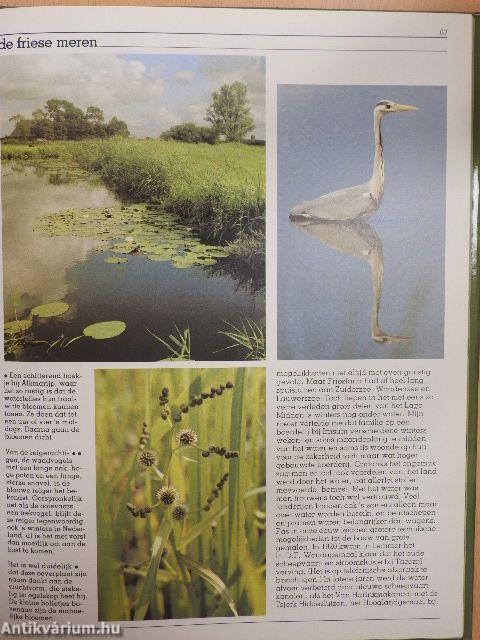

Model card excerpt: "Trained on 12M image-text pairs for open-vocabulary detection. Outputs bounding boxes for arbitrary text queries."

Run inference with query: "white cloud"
[174,70,195,83]
[0,53,265,139]
[0,54,166,137]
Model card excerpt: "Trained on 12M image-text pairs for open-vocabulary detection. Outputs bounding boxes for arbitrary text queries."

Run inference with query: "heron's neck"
[370,112,384,204]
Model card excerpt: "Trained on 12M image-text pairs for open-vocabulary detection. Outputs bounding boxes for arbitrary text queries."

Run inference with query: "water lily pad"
[83,321,126,340]
[31,301,69,318]
[105,256,128,264]
[146,254,173,262]
[111,243,138,254]
[4,319,32,335]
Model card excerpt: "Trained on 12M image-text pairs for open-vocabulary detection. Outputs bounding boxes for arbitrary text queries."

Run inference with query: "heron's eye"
[386,104,391,109]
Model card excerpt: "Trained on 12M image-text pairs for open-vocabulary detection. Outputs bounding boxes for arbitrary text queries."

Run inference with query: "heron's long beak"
[394,103,419,111]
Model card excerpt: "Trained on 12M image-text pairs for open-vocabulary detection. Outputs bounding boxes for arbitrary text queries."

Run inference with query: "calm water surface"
[3,165,264,362]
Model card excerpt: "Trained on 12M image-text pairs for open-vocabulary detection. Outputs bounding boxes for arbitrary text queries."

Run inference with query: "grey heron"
[290,216,410,343]
[289,100,418,222]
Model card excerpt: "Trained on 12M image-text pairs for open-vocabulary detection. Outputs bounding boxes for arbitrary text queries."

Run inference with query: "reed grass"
[2,139,265,244]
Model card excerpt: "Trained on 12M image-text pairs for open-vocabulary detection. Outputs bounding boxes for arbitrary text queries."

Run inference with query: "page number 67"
[440,28,448,37]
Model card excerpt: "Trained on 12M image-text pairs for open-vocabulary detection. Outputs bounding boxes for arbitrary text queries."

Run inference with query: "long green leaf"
[133,518,173,620]
[180,504,228,548]
[227,368,247,604]
[182,556,238,617]
[96,494,131,621]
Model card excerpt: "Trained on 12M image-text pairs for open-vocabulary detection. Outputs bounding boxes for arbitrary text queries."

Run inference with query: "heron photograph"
[277,85,446,360]
[1,53,265,362]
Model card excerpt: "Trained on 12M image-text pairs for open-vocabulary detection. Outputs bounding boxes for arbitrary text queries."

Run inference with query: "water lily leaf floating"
[83,321,126,340]
[104,256,128,264]
[4,319,32,335]
[31,301,69,318]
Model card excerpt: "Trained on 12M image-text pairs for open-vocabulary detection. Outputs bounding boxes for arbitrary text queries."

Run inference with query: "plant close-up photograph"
[95,366,266,622]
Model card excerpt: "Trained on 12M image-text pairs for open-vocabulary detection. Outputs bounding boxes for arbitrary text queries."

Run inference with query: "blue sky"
[0,53,265,138]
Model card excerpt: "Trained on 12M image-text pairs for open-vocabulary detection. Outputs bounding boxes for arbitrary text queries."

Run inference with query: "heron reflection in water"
[290,217,409,343]
[289,99,418,343]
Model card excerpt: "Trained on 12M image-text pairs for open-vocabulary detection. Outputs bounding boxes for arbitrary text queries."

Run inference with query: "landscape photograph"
[95,367,266,621]
[1,53,265,362]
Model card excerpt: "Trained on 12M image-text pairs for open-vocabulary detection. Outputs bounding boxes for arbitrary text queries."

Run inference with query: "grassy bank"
[2,139,265,245]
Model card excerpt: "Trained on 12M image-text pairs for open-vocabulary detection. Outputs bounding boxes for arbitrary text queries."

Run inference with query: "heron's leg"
[368,247,411,343]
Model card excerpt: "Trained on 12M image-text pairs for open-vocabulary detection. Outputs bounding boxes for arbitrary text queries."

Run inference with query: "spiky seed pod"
[162,387,169,396]
[126,503,139,517]
[204,505,211,512]
[161,412,168,421]
[180,404,189,414]
[159,400,166,407]
[156,485,179,506]
[201,392,209,400]
[209,392,215,399]
[171,504,188,521]
[209,445,215,452]
[215,388,223,396]
[211,387,216,394]
[176,429,198,447]
[225,452,231,459]
[219,447,226,456]
[202,451,210,458]
[138,449,157,468]
[226,381,234,389]
[142,421,148,428]
[213,489,219,497]
[197,398,203,406]
[174,415,182,423]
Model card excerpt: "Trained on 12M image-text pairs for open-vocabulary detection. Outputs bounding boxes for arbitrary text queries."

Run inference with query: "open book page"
[0,6,475,640]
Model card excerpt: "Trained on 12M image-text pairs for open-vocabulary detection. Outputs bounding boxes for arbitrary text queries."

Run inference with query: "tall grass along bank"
[2,139,265,246]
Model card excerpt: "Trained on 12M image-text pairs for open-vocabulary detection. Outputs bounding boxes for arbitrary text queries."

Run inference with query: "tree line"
[8,99,129,141]
[161,81,256,144]
[7,81,258,144]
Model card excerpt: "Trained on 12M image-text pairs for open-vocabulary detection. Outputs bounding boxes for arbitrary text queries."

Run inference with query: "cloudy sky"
[0,53,265,138]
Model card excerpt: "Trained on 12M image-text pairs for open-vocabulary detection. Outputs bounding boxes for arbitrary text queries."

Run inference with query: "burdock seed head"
[226,381,234,389]
[171,504,188,521]
[138,449,157,468]
[176,428,198,447]
[156,485,179,506]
